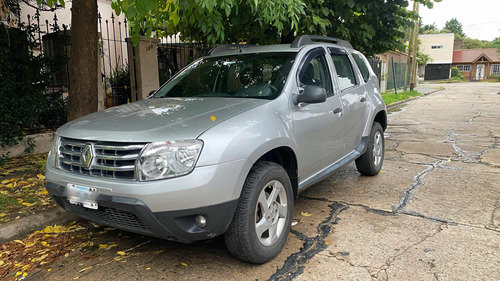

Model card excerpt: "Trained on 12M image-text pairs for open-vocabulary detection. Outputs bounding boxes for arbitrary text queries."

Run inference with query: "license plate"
[66,183,99,210]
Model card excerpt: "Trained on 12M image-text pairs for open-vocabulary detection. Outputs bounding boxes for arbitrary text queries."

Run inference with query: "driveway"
[28,82,500,281]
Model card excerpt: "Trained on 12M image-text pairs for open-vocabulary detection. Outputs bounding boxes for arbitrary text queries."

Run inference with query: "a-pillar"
[126,37,160,101]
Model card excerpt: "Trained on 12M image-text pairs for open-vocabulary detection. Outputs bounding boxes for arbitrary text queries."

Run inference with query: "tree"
[45,0,98,121]
[462,38,492,49]
[419,22,438,34]
[113,0,441,56]
[491,37,500,53]
[444,18,465,38]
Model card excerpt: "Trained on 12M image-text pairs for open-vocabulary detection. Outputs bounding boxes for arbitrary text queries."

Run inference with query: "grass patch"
[0,195,19,212]
[382,90,422,106]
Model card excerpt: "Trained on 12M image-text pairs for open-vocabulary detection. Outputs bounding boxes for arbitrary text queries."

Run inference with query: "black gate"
[424,64,451,81]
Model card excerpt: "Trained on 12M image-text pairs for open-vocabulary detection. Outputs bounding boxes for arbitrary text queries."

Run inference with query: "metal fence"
[23,10,130,107]
[157,35,212,85]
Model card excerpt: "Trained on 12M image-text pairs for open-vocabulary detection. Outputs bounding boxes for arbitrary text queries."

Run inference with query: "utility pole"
[410,2,420,91]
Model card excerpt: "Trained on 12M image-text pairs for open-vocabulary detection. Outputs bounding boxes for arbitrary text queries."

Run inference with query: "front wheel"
[224,161,293,263]
[355,122,384,176]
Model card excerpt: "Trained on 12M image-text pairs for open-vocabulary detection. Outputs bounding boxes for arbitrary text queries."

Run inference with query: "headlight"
[47,135,60,169]
[136,140,203,181]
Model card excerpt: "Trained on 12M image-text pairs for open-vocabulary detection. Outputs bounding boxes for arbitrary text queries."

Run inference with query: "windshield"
[153,52,296,100]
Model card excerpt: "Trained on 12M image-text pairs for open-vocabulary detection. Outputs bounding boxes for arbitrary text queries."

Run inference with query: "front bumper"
[45,158,253,242]
[46,182,238,243]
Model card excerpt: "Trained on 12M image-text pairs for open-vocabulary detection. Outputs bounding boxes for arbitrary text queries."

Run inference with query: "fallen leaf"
[116,251,126,256]
[1,179,15,184]
[325,241,331,245]
[14,240,25,245]
[181,262,188,267]
[301,212,312,217]
[37,174,46,180]
[146,267,151,270]
[99,244,118,251]
[359,190,367,194]
[79,266,93,273]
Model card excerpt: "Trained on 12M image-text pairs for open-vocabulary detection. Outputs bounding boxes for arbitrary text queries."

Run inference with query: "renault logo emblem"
[81,143,95,169]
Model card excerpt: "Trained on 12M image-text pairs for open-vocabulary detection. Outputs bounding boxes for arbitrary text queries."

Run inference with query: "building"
[418,33,455,80]
[453,48,500,80]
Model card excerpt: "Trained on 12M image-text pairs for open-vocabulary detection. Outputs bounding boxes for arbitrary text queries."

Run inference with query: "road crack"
[267,202,348,281]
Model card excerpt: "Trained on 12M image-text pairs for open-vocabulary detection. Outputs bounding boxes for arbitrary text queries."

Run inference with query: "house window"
[492,64,500,75]
[431,45,444,49]
[457,65,471,72]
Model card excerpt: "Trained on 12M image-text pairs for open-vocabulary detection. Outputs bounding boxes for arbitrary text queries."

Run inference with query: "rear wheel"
[355,122,384,176]
[224,161,293,263]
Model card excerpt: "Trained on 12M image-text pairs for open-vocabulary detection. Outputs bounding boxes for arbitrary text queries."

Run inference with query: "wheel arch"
[254,146,299,199]
[373,110,387,131]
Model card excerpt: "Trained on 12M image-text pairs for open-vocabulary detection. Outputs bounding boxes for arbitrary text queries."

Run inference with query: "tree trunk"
[68,0,98,121]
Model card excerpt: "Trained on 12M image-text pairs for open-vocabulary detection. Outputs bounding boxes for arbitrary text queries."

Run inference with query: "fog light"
[195,215,207,228]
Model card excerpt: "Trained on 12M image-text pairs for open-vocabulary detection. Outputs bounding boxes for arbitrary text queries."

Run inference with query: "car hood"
[57,98,268,142]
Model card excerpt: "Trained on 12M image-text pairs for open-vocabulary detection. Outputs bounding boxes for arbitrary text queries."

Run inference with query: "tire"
[355,122,384,176]
[224,161,294,264]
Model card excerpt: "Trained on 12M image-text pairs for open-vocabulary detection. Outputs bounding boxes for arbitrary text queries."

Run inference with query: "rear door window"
[352,52,370,83]
[329,49,358,91]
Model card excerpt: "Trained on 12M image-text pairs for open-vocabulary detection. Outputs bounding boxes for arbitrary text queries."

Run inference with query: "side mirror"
[297,85,326,104]
[148,90,157,98]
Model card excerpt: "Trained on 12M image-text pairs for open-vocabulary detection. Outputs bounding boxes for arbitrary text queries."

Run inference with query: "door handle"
[360,97,367,102]
[334,108,342,114]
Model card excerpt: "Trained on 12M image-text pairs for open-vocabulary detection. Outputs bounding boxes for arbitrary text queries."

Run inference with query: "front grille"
[61,199,151,231]
[58,137,146,180]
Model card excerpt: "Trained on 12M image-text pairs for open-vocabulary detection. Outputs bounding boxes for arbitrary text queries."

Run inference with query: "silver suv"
[45,35,387,263]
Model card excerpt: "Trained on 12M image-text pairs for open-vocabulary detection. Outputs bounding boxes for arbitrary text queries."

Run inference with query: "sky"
[418,0,500,41]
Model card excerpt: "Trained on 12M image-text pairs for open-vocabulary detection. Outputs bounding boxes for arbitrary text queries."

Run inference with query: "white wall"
[419,33,455,64]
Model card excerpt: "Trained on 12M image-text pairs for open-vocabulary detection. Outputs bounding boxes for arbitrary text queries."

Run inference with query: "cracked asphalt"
[28,82,499,281]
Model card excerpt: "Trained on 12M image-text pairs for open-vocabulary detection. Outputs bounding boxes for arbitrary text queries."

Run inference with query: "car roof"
[208,35,354,57]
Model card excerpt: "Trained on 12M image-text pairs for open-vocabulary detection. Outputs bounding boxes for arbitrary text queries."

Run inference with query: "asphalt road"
[28,82,500,281]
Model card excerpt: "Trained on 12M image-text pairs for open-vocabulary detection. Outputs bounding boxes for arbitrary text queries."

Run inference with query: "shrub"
[108,65,131,105]
[451,67,461,78]
[0,24,50,147]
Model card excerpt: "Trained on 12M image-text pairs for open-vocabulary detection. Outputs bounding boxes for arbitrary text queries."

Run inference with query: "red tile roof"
[453,48,500,63]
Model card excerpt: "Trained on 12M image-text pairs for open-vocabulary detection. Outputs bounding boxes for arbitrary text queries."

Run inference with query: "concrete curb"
[0,207,78,244]
[387,89,443,111]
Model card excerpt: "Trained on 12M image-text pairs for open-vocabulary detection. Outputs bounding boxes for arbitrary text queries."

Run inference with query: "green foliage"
[462,38,492,49]
[451,67,461,78]
[0,24,49,148]
[23,138,36,155]
[108,65,131,105]
[417,52,431,66]
[488,73,499,80]
[444,18,465,37]
[109,65,130,87]
[419,22,438,34]
[0,21,68,150]
[381,90,422,105]
[112,0,441,56]
[0,152,10,166]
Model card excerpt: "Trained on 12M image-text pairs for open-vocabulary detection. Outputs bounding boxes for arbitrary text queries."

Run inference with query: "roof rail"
[208,44,255,55]
[291,35,353,49]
